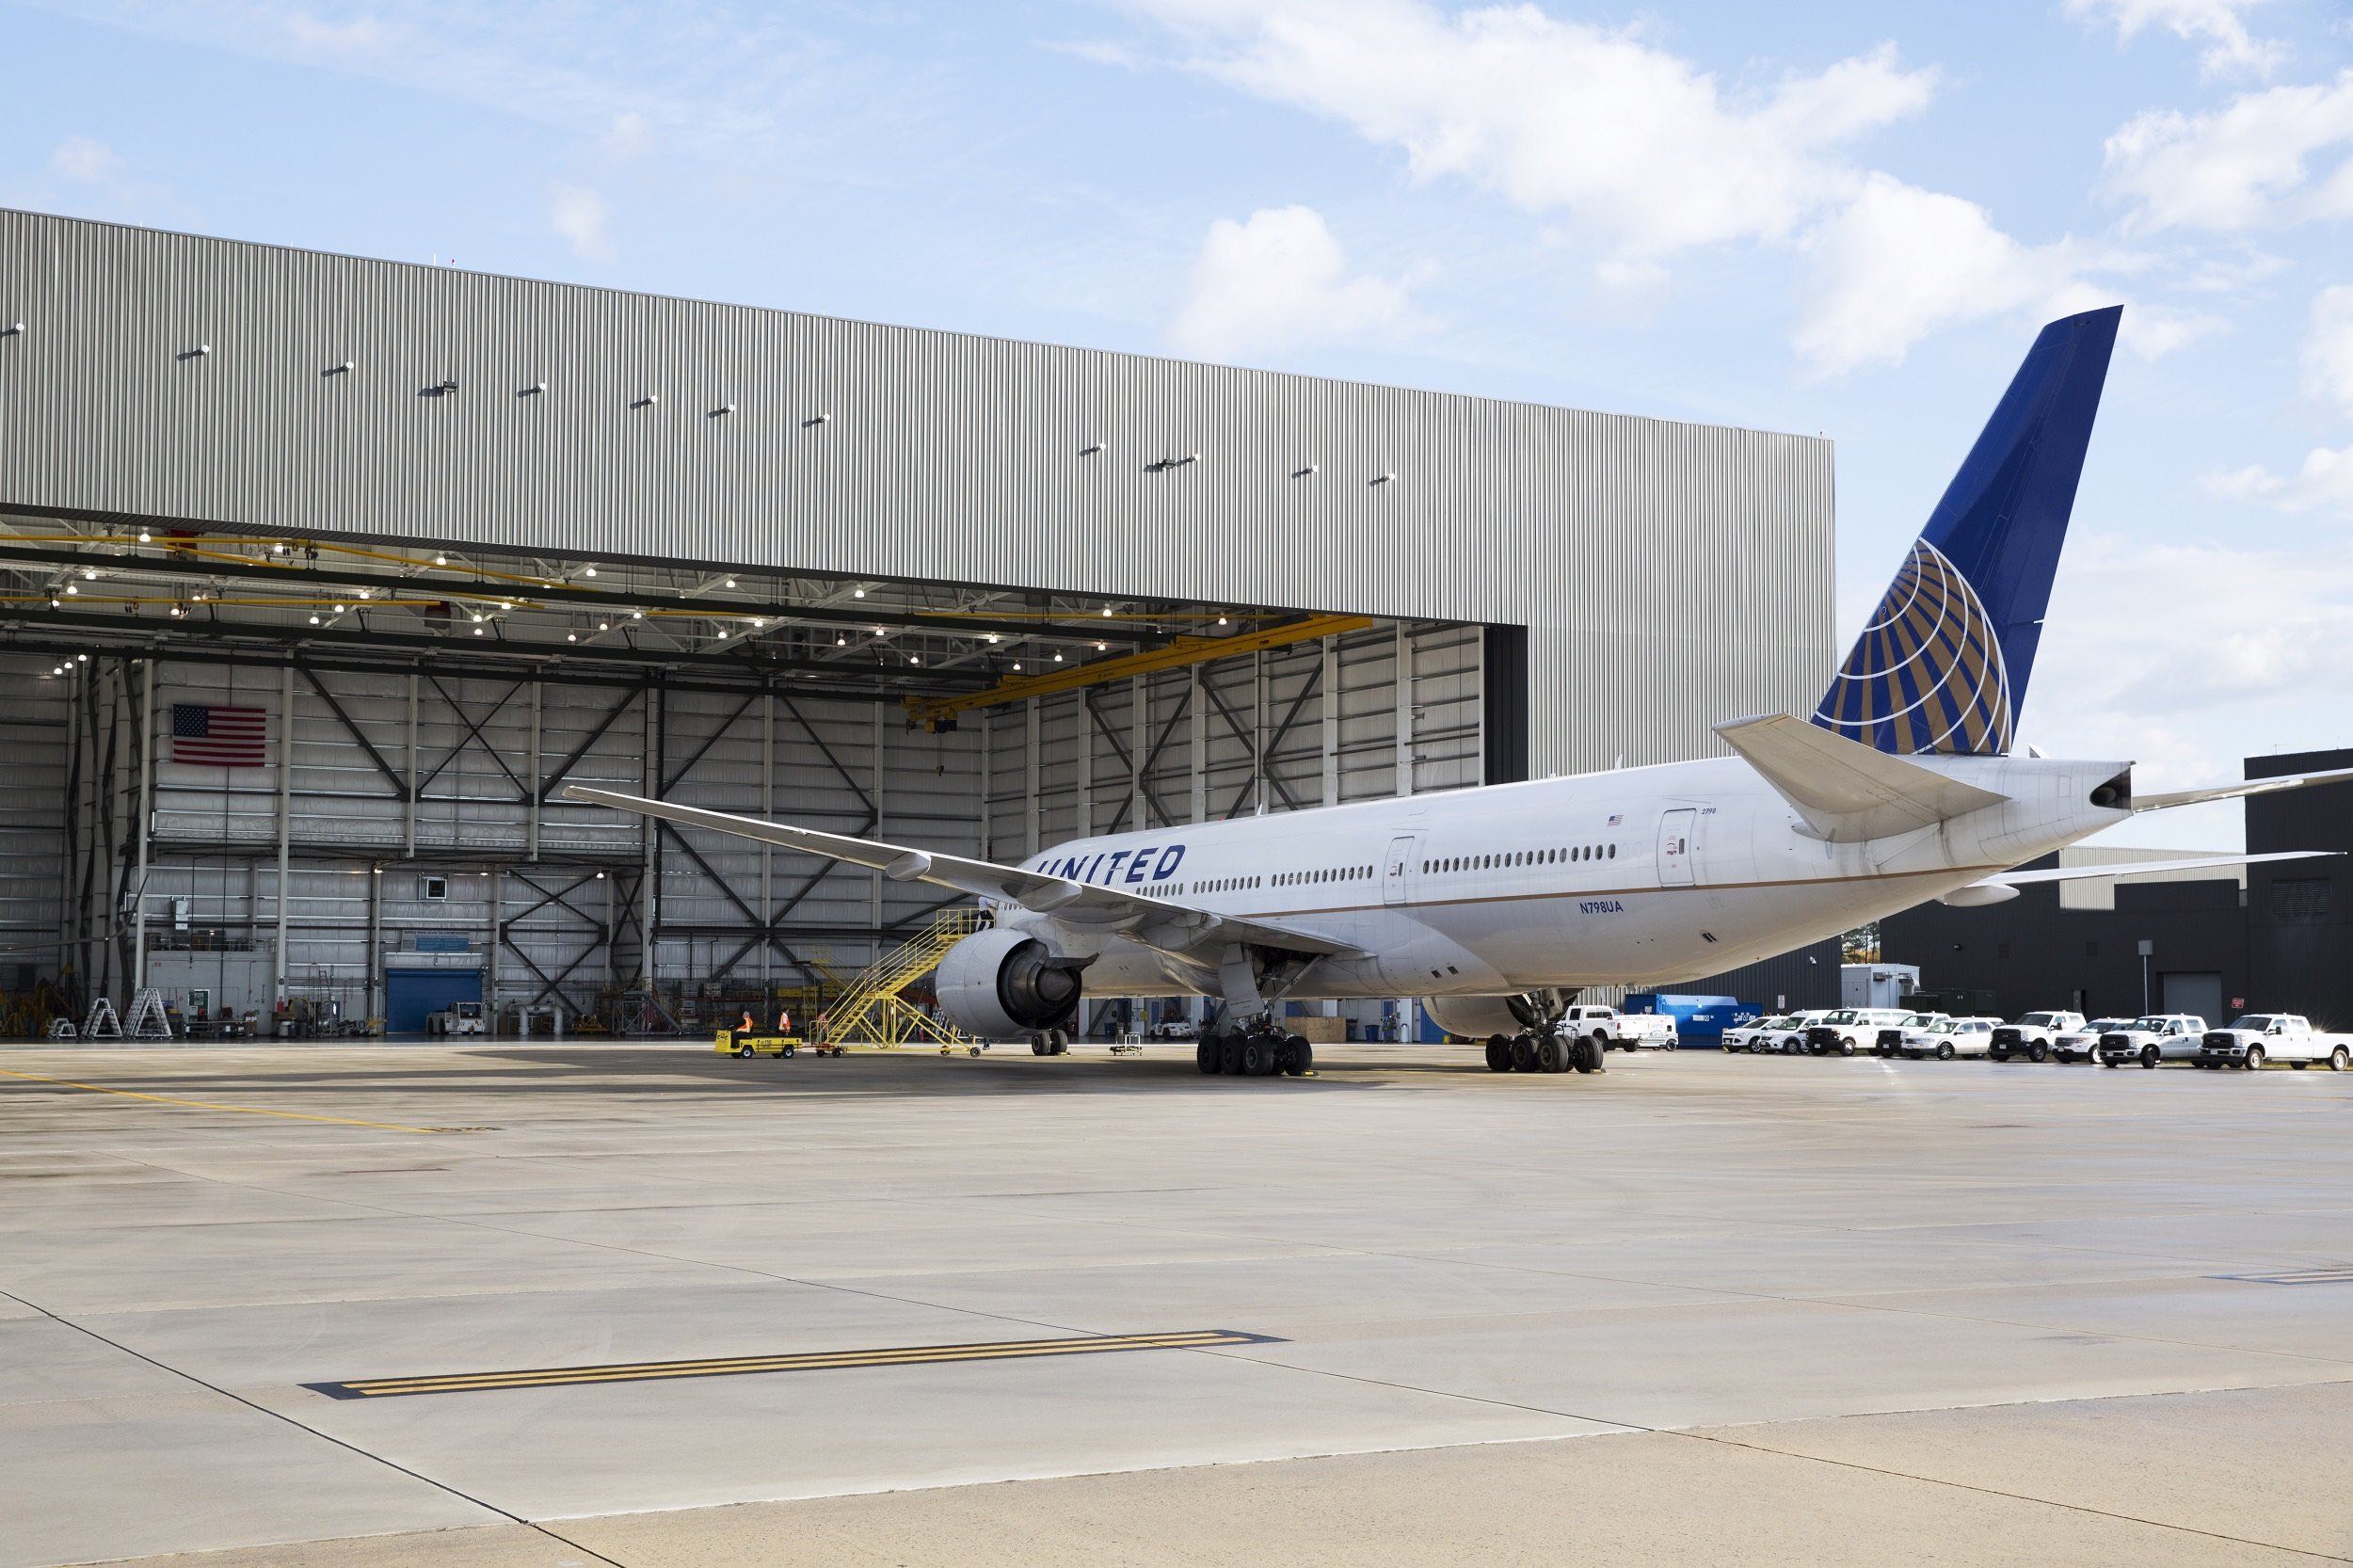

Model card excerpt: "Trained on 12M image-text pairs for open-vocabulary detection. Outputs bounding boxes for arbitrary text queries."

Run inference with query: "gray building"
[0,209,1839,1035]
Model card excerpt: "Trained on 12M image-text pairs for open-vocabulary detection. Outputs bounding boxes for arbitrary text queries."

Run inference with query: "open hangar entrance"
[0,520,1500,1037]
[0,208,1841,1039]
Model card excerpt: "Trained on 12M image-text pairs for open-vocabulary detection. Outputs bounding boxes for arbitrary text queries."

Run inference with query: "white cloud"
[2301,283,2353,417]
[1794,177,2089,375]
[1166,204,1423,360]
[1790,176,2212,376]
[283,11,395,56]
[549,183,612,261]
[2207,444,2353,514]
[2204,285,2353,515]
[1129,1,1935,266]
[1124,1,2177,376]
[2064,0,2283,80]
[2104,71,2353,232]
[2023,534,2353,822]
[49,135,122,183]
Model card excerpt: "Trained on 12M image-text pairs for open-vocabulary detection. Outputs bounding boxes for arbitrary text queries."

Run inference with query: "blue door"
[386,969,482,1033]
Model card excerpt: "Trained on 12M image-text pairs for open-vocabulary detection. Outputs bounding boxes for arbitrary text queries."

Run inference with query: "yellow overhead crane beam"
[905,613,1376,729]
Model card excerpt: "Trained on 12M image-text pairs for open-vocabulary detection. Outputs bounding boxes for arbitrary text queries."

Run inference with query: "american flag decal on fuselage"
[1811,538,2011,757]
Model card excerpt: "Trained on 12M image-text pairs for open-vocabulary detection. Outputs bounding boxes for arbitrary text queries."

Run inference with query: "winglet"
[1717,712,2009,841]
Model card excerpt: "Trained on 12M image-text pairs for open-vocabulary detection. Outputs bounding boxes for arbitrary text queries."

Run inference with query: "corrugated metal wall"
[0,210,1833,780]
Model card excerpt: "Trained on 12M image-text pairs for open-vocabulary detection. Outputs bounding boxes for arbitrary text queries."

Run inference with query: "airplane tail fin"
[1813,305,2121,757]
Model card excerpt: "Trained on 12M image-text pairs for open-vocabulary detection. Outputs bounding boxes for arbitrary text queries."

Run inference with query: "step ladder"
[82,998,122,1039]
[823,907,990,1051]
[126,988,173,1040]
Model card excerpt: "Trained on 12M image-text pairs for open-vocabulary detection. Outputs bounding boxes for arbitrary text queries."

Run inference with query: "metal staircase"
[821,907,990,1051]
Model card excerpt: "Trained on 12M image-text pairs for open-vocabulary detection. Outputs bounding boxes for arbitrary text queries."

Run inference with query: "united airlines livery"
[570,307,2349,1078]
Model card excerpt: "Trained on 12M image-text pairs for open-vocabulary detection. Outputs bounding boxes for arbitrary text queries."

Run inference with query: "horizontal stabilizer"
[1976,850,2337,887]
[2134,764,2353,813]
[1716,712,2009,842]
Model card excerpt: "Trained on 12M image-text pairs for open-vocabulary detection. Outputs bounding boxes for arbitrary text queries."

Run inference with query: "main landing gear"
[1194,1021,1313,1079]
[1484,1031,1604,1075]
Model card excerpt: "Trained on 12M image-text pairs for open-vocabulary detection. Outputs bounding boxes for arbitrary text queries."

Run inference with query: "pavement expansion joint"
[303,1328,1286,1399]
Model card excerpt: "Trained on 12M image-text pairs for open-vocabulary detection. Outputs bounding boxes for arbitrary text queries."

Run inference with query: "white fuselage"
[999,751,2132,1001]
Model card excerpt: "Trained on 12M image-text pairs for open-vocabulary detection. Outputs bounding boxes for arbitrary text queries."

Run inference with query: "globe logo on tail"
[1812,538,2012,757]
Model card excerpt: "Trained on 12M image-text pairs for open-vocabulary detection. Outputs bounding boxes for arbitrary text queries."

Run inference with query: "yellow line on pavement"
[311,1329,1275,1398]
[0,1065,454,1134]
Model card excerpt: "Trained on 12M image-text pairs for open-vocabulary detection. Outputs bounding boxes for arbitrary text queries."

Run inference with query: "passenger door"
[1657,808,1696,887]
[1383,834,1419,906]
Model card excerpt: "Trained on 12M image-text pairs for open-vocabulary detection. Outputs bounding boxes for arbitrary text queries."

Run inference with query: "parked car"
[1805,1008,1914,1056]
[1557,1004,1679,1051]
[2195,1015,2353,1071]
[1723,1014,1797,1054]
[1874,1011,1947,1055]
[2051,1017,2125,1064]
[1145,1018,1200,1041]
[1989,1011,2089,1063]
[2095,1015,2208,1069]
[1897,1016,2002,1059]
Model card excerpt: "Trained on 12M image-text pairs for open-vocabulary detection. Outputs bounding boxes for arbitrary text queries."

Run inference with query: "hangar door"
[386,968,482,1033]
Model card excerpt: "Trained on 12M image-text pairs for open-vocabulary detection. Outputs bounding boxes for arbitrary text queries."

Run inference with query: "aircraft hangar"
[0,208,1838,1038]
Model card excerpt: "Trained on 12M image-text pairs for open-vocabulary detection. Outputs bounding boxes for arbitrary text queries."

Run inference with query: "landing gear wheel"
[1031,1038,1048,1056]
[1283,1035,1312,1077]
[2029,1043,2049,1063]
[1572,1034,1604,1074]
[1537,1036,1567,1074]
[1196,1036,1223,1074]
[1219,1035,1244,1075]
[1051,1030,1072,1056]
[1241,1034,1278,1077]
[1485,1035,1514,1072]
[1510,1034,1540,1073]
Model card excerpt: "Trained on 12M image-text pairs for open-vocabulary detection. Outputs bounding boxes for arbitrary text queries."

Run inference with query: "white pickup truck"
[2195,1015,2353,1071]
[1558,1004,1678,1052]
[2051,1016,2125,1064]
[2096,1015,2208,1069]
[1989,1012,2088,1063]
[1805,1008,1913,1056]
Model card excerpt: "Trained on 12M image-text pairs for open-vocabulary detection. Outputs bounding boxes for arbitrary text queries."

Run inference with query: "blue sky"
[6,0,2351,848]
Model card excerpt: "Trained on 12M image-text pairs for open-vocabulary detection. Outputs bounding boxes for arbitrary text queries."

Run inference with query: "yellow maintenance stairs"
[819,906,991,1053]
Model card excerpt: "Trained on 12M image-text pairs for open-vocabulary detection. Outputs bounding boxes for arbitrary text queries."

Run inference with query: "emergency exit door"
[1383,834,1419,905]
[1657,808,1697,886]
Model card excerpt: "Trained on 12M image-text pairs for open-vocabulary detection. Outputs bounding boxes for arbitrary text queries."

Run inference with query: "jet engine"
[935,927,1089,1037]
[1420,995,1535,1040]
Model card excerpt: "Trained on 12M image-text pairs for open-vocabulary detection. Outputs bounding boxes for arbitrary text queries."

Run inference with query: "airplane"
[568,305,2350,1080]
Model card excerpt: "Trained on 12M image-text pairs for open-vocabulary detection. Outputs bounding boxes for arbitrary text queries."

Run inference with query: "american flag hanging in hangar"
[170,703,268,767]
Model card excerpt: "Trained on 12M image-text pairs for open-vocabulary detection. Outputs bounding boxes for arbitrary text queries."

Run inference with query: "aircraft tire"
[1572,1034,1604,1074]
[1283,1035,1312,1077]
[1031,1039,1048,1056]
[1219,1036,1245,1075]
[1485,1037,1513,1072]
[1537,1036,1567,1074]
[1241,1035,1278,1077]
[1196,1037,1222,1074]
[1510,1034,1540,1072]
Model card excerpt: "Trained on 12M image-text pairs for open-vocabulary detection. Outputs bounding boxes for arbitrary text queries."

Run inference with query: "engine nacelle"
[935,926,1088,1038]
[1421,995,1532,1040]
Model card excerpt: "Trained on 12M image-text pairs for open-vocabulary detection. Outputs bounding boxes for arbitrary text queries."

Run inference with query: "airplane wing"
[1976,850,2336,887]
[561,786,1366,960]
[2133,764,2353,812]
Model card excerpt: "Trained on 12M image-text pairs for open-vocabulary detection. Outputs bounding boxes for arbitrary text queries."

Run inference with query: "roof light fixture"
[137,529,152,543]
[583,566,598,577]
[433,552,447,566]
[1053,651,1064,663]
